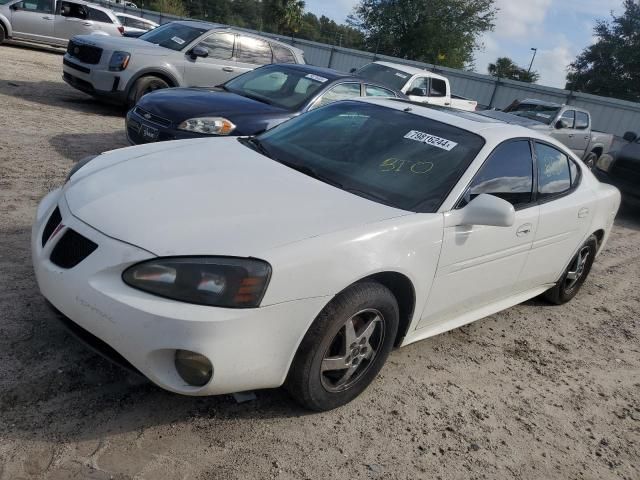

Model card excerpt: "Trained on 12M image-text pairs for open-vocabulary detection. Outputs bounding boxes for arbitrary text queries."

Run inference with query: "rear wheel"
[543,235,598,304]
[286,282,399,411]
[0,23,6,44]
[128,75,169,108]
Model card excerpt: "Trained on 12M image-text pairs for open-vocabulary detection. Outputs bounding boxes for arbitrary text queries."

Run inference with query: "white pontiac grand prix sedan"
[32,98,620,411]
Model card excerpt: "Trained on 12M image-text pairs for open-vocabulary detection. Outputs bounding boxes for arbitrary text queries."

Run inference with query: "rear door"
[233,34,274,74]
[54,1,92,42]
[520,141,594,288]
[9,0,55,43]
[417,140,539,328]
[182,31,238,86]
[427,77,450,107]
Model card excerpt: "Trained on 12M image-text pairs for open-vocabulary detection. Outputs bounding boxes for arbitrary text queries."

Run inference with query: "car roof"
[72,0,116,12]
[167,21,304,55]
[517,98,590,115]
[372,61,448,82]
[355,97,565,144]
[115,12,156,22]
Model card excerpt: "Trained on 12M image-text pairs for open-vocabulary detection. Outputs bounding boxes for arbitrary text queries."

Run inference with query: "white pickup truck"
[354,61,478,111]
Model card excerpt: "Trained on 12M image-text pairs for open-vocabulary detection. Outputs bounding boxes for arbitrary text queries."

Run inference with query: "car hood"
[73,34,171,56]
[138,88,291,122]
[64,138,410,256]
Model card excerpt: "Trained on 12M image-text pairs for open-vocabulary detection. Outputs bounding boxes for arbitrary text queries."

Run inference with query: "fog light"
[175,350,213,387]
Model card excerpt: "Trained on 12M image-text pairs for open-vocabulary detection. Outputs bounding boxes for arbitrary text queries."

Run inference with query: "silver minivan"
[0,0,122,47]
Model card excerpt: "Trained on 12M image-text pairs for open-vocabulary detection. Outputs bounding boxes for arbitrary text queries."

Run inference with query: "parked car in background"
[62,20,305,106]
[499,99,614,167]
[126,63,405,144]
[33,98,619,411]
[354,61,478,111]
[593,131,640,207]
[115,12,156,36]
[0,0,122,46]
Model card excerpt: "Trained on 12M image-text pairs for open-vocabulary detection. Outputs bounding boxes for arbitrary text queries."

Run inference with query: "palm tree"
[282,0,305,34]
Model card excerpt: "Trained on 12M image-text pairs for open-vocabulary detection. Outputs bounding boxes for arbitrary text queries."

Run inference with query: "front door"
[9,0,55,42]
[182,31,241,87]
[417,140,539,329]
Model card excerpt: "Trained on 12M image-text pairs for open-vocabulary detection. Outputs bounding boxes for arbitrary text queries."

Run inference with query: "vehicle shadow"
[2,40,66,55]
[0,78,126,117]
[616,202,640,231]
[50,132,129,161]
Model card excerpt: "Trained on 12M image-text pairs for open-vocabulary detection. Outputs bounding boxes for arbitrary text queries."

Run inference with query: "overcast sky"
[304,0,625,88]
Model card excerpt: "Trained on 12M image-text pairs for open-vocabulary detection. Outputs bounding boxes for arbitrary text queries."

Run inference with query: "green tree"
[566,0,640,101]
[150,0,187,17]
[488,57,539,83]
[262,0,306,35]
[348,0,496,68]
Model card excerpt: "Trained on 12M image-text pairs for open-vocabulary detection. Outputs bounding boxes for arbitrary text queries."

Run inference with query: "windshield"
[224,66,329,111]
[504,102,560,125]
[253,101,485,212]
[356,64,409,91]
[139,23,208,51]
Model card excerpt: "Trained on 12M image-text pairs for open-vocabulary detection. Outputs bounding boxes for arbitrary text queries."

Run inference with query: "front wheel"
[127,75,169,108]
[583,152,598,169]
[0,23,6,44]
[543,235,598,304]
[286,281,399,411]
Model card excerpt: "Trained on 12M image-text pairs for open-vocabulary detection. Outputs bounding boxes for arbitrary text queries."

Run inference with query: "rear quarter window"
[88,8,112,23]
[272,44,296,64]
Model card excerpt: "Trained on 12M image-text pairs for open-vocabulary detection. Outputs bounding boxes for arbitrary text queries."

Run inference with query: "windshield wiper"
[240,91,274,106]
[238,137,274,159]
[343,186,389,203]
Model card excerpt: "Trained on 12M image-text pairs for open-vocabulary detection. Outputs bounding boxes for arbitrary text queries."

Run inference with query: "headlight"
[65,154,99,182]
[595,153,615,172]
[109,51,131,71]
[177,117,236,135]
[122,257,271,308]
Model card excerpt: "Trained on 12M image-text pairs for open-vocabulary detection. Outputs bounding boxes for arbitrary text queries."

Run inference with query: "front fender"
[123,66,182,95]
[0,12,13,37]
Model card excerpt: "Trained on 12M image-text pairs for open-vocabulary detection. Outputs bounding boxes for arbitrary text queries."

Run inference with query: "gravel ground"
[1,44,639,480]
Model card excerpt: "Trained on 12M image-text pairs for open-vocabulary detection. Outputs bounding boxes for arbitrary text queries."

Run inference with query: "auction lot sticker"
[404,130,458,151]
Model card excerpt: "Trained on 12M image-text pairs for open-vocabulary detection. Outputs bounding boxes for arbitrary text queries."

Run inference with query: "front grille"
[42,207,62,247]
[134,106,172,128]
[67,40,103,65]
[63,57,90,74]
[50,229,98,269]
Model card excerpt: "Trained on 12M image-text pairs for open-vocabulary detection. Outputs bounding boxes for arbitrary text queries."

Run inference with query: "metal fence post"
[327,47,335,69]
[488,78,500,108]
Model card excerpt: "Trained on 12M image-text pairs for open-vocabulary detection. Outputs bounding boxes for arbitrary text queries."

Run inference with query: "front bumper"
[32,189,329,395]
[62,54,128,104]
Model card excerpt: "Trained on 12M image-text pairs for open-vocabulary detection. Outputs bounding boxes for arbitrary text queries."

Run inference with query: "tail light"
[118,26,124,35]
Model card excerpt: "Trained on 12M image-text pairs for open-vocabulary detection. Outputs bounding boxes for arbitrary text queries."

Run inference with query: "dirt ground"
[0,43,639,480]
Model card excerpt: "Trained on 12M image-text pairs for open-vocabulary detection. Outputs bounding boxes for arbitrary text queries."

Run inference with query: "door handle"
[222,67,234,72]
[568,134,574,138]
[578,207,589,218]
[82,22,91,25]
[42,15,52,19]
[516,223,533,237]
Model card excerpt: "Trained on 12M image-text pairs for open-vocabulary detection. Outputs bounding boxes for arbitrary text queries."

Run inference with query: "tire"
[543,234,598,305]
[0,23,6,44]
[127,75,169,108]
[583,151,598,170]
[286,281,399,411]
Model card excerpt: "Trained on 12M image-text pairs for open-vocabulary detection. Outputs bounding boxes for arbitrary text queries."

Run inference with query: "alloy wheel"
[320,309,385,393]
[565,245,591,291]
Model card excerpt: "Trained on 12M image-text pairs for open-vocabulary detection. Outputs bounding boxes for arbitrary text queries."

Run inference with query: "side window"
[575,111,589,130]
[312,83,361,109]
[60,1,86,19]
[408,77,427,96]
[236,36,273,65]
[365,85,396,97]
[535,142,572,198]
[22,0,53,13]
[271,44,296,64]
[197,32,234,60]
[88,8,112,23]
[430,78,447,97]
[559,110,575,128]
[464,140,533,207]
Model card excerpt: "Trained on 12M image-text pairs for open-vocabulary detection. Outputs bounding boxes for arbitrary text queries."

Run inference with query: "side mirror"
[623,131,638,143]
[408,87,426,97]
[349,67,357,74]
[444,194,515,228]
[10,3,19,9]
[555,119,568,130]
[188,46,208,60]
